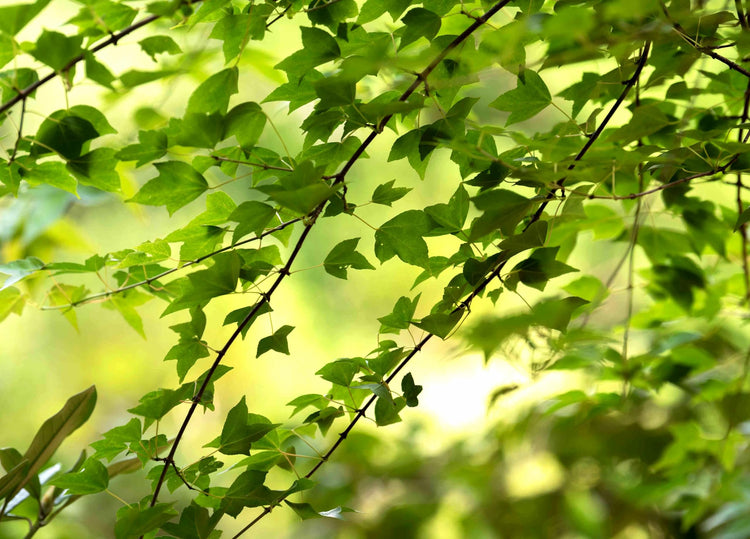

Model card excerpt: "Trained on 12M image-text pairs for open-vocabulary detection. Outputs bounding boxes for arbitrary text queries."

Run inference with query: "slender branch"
[149,222,314,507]
[233,36,654,539]
[154,0,514,526]
[660,2,750,79]
[566,158,739,201]
[528,42,652,223]
[40,218,300,310]
[0,9,165,116]
[210,155,294,172]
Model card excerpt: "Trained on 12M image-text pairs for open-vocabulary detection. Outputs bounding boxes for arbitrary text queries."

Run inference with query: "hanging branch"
[147,0,514,509]
[233,41,654,537]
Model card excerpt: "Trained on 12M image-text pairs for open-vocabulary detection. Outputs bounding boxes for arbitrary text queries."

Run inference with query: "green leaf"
[374,210,432,268]
[229,201,276,244]
[375,393,405,426]
[33,110,99,159]
[127,388,185,420]
[48,457,109,495]
[506,247,578,291]
[401,373,422,407]
[324,238,375,279]
[0,256,44,289]
[15,386,97,500]
[531,296,588,332]
[0,286,25,322]
[412,310,463,339]
[139,35,182,61]
[114,503,178,539]
[490,70,551,125]
[120,68,180,88]
[171,251,241,308]
[424,184,469,233]
[21,160,78,196]
[276,27,340,76]
[0,0,51,36]
[371,180,411,206]
[378,295,420,334]
[84,51,116,88]
[224,102,266,149]
[256,325,295,357]
[128,161,208,215]
[0,458,28,502]
[257,161,336,215]
[220,470,275,517]
[90,418,142,461]
[187,67,238,115]
[285,500,322,520]
[316,359,359,387]
[30,30,82,71]
[220,397,275,455]
[116,130,168,167]
[313,76,356,107]
[398,8,441,50]
[470,190,536,240]
[67,148,121,192]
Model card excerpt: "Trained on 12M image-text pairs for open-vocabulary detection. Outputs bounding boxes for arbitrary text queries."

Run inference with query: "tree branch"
[149,0,514,522]
[232,39,653,538]
[660,2,750,79]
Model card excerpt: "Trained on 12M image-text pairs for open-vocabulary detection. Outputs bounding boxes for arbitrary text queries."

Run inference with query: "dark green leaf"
[371,180,411,206]
[401,373,422,407]
[490,70,551,125]
[324,238,375,279]
[374,210,431,268]
[256,325,295,357]
[187,67,238,115]
[48,457,108,495]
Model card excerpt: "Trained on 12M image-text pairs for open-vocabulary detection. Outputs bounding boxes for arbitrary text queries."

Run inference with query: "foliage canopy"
[1,0,750,537]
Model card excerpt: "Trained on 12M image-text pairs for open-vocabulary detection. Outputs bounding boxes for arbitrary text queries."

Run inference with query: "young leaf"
[490,70,551,125]
[48,457,109,495]
[374,210,432,268]
[412,310,463,339]
[186,67,239,115]
[378,294,420,334]
[256,325,295,357]
[323,238,375,279]
[401,373,423,407]
[229,200,276,244]
[371,180,411,206]
[128,161,208,215]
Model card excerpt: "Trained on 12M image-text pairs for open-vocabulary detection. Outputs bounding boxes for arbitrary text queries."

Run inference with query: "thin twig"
[40,218,300,310]
[660,2,750,79]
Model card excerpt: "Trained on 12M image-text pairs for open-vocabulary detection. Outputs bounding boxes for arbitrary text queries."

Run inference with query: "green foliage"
[1,0,750,537]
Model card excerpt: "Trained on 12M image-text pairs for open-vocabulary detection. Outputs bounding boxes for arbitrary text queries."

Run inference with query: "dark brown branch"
[149,222,314,506]
[233,39,653,538]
